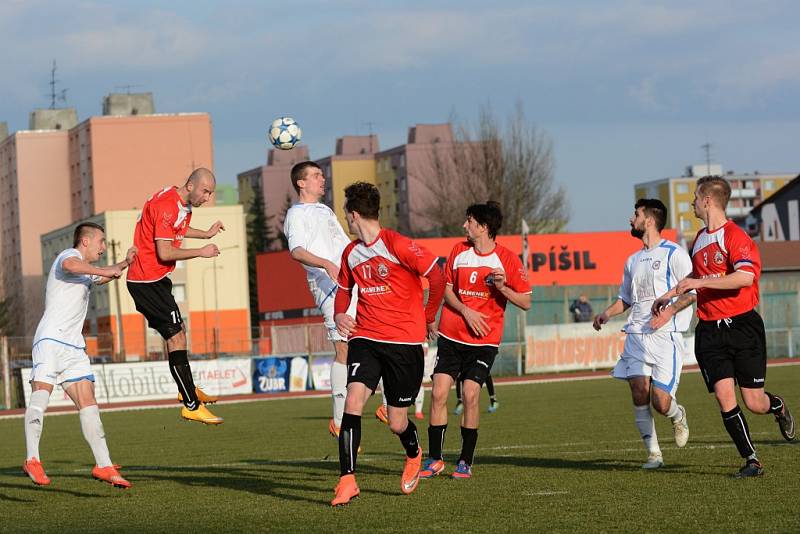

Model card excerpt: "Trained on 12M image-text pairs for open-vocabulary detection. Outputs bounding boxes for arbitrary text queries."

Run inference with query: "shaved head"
[187,167,216,186]
[185,167,216,207]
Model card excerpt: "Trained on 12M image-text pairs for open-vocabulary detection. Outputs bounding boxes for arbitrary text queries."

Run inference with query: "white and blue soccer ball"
[268,117,302,150]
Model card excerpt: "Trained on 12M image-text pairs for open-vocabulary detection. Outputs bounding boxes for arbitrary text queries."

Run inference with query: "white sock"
[331,361,348,427]
[634,404,660,454]
[415,386,424,414]
[79,405,112,468]
[665,399,682,421]
[24,390,50,460]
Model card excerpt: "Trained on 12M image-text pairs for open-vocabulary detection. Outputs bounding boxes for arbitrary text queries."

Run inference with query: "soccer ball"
[268,117,302,150]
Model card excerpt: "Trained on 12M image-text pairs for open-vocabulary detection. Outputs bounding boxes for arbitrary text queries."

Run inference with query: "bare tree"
[415,102,568,236]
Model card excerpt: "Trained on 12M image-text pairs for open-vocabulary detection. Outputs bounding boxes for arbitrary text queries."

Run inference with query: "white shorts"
[308,276,357,343]
[30,339,95,386]
[611,331,684,397]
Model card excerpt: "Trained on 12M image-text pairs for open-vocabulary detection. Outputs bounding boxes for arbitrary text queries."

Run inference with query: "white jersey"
[33,248,99,349]
[619,239,693,334]
[284,202,351,286]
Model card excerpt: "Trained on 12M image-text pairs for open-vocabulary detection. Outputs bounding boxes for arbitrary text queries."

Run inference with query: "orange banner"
[417,230,678,286]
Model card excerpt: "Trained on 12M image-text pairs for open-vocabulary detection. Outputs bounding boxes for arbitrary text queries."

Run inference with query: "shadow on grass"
[95,458,400,505]
[0,479,105,499]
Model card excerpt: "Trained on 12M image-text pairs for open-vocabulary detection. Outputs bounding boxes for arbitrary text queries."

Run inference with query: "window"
[764,180,775,190]
[676,183,689,194]
[680,219,692,231]
[678,202,690,212]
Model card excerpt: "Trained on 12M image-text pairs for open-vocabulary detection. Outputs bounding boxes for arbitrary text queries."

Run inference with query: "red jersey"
[690,221,760,321]
[337,228,439,344]
[127,187,192,283]
[438,241,531,346]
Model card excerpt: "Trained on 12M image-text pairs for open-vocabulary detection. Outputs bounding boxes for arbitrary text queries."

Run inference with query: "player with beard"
[593,199,693,469]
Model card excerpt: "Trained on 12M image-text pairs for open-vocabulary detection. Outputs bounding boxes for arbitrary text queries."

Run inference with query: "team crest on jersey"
[714,251,724,265]
[377,263,389,278]
[652,260,661,270]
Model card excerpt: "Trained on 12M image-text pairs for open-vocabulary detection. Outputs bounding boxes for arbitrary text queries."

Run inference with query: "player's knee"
[166,329,186,350]
[431,386,449,407]
[462,384,480,406]
[651,395,670,415]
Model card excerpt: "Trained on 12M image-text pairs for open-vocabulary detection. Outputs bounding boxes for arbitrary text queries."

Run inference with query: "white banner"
[525,322,696,373]
[21,358,252,407]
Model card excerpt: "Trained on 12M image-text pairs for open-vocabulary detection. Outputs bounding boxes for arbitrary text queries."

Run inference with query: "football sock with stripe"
[428,424,447,460]
[168,350,199,410]
[634,404,660,454]
[722,406,756,458]
[339,413,361,475]
[458,426,478,465]
[24,389,50,460]
[330,361,348,427]
[766,392,784,415]
[399,420,420,458]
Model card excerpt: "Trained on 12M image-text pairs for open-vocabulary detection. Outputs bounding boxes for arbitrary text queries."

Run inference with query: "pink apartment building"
[0,102,215,336]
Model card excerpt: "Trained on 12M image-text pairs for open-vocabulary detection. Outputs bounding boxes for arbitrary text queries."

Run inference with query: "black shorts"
[433,336,497,386]
[695,309,767,393]
[127,278,184,340]
[347,338,423,408]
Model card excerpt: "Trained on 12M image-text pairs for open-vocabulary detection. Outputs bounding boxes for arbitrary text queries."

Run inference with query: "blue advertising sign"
[253,357,291,393]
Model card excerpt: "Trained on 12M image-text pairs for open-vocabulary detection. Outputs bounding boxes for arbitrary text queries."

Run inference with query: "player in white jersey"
[23,222,136,488]
[284,161,358,440]
[593,199,695,469]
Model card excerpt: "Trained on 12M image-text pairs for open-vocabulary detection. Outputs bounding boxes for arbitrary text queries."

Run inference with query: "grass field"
[1,365,799,533]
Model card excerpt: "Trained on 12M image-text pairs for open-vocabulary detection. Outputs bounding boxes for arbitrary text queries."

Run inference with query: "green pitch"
[1,366,798,533]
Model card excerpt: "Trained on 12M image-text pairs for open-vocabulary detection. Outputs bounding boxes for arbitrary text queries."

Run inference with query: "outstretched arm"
[186,220,225,239]
[156,240,219,262]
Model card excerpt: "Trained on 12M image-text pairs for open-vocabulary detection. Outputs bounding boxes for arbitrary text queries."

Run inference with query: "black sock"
[169,350,199,410]
[428,424,447,460]
[339,413,361,475]
[459,427,478,466]
[456,379,463,403]
[722,406,756,458]
[398,420,420,458]
[766,392,784,415]
[486,375,496,398]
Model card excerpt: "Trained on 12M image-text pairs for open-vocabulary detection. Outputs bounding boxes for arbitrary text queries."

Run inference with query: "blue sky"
[2,1,798,231]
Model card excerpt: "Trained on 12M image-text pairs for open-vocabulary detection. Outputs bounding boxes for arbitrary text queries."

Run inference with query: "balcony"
[730,188,757,199]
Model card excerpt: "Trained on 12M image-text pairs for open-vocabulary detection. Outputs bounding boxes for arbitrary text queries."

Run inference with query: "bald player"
[127,168,226,425]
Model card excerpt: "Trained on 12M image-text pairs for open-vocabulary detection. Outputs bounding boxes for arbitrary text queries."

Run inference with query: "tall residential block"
[635,164,793,243]
[375,124,454,236]
[70,112,214,221]
[0,98,215,336]
[0,129,72,334]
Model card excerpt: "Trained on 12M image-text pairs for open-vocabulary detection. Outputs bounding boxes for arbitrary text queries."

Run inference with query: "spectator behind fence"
[570,294,593,322]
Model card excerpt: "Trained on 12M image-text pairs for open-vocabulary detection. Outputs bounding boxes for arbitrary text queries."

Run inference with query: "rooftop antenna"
[362,121,378,153]
[115,84,143,95]
[701,142,712,176]
[48,60,67,109]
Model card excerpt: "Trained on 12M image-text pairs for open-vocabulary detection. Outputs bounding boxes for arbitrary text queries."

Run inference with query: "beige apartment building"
[635,164,794,244]
[41,205,250,360]
[0,97,214,335]
[317,135,379,235]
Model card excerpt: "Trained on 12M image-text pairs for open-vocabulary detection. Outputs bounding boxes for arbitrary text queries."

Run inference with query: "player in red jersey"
[127,168,226,425]
[420,201,531,480]
[653,176,795,478]
[330,182,445,506]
